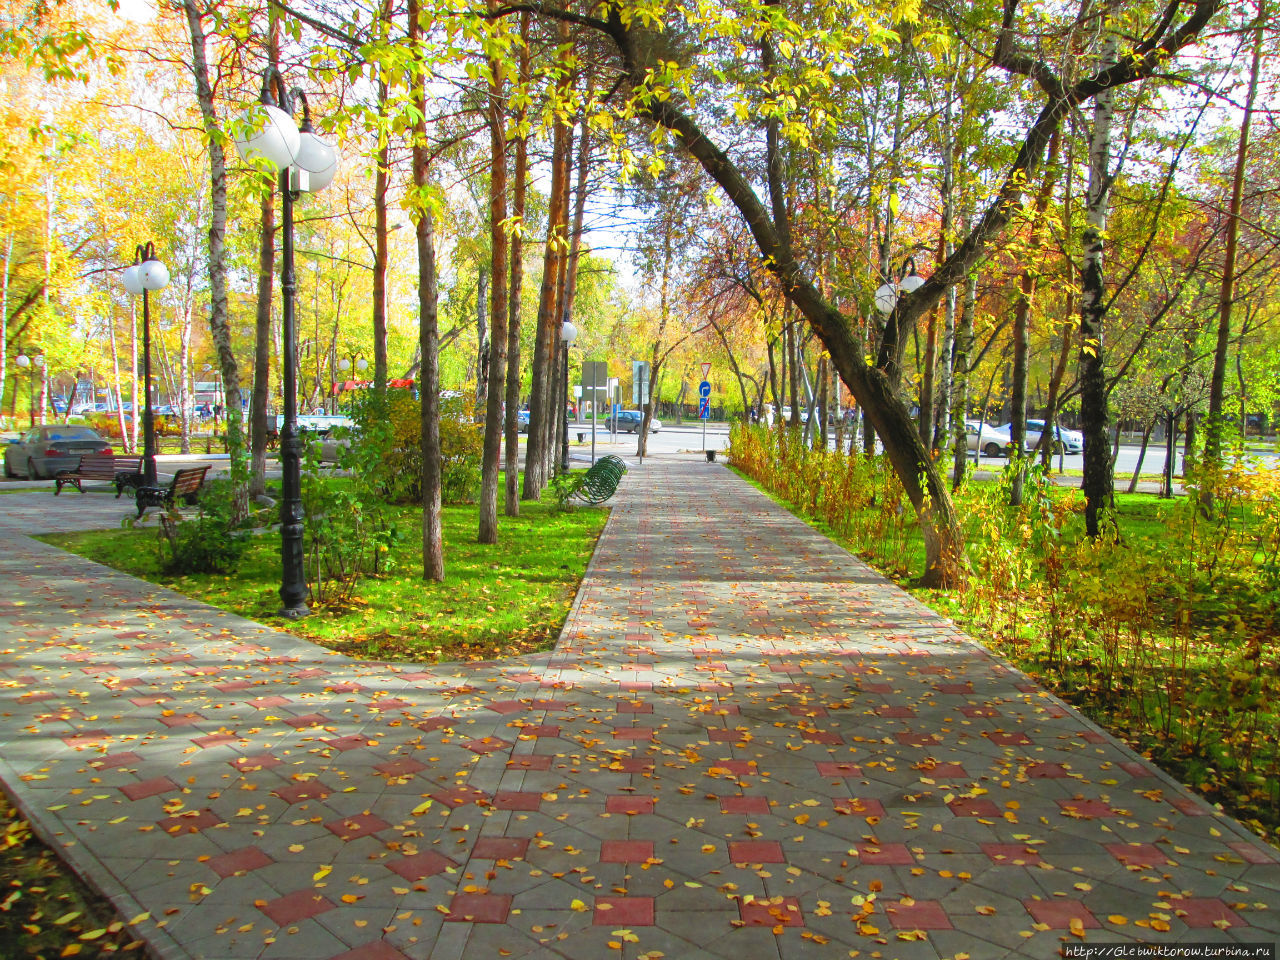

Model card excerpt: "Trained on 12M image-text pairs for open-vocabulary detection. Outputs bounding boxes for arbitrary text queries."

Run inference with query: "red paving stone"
[605,795,655,815]
[446,893,511,923]
[1172,898,1246,928]
[119,776,177,801]
[387,851,456,880]
[721,793,768,814]
[492,791,542,811]
[1023,899,1100,929]
[273,781,333,804]
[1058,798,1118,818]
[208,846,273,878]
[947,797,1001,817]
[260,890,336,926]
[1106,842,1172,868]
[981,842,1044,866]
[729,841,785,863]
[594,896,654,926]
[325,813,390,840]
[856,842,914,865]
[885,899,952,930]
[738,896,803,927]
[600,840,653,863]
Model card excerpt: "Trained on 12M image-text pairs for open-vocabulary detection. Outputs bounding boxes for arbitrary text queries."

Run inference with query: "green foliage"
[157,476,251,575]
[302,449,405,607]
[343,389,482,505]
[729,422,916,577]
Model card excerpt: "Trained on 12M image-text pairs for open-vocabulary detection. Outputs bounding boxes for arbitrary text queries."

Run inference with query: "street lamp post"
[873,256,926,316]
[13,349,45,428]
[234,68,338,619]
[122,244,170,484]
[559,319,578,472]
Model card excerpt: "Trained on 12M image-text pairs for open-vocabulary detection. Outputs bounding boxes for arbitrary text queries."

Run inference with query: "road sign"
[698,380,711,399]
[701,362,711,379]
[699,397,710,420]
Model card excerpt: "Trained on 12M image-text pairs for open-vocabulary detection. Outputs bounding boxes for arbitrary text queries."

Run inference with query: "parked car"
[615,410,661,434]
[4,425,113,479]
[964,420,1014,458]
[998,419,1084,455]
[517,409,531,434]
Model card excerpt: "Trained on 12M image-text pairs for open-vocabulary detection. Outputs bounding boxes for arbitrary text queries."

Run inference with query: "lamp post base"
[278,602,310,620]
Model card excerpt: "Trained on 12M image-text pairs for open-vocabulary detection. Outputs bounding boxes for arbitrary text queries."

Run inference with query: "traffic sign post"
[699,369,711,455]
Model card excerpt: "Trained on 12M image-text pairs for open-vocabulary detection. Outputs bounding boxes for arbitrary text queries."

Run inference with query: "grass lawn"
[41,493,609,664]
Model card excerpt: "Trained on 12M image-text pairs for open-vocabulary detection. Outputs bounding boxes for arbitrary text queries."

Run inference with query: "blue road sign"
[698,380,711,399]
[699,397,710,419]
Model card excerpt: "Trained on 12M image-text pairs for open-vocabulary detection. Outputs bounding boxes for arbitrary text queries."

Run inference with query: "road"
[576,419,1276,485]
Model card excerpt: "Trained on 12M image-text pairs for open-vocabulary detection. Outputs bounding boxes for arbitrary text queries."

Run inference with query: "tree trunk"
[250,184,274,497]
[182,0,245,502]
[1010,131,1059,506]
[1078,29,1119,538]
[951,272,977,489]
[1128,418,1154,494]
[521,67,570,500]
[1203,0,1263,507]
[786,320,800,428]
[410,0,443,581]
[479,11,509,545]
[1162,409,1177,499]
[475,268,488,416]
[503,11,530,516]
[373,80,391,394]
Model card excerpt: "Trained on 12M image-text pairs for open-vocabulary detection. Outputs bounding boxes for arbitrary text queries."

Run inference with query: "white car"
[999,419,1084,455]
[964,420,1014,458]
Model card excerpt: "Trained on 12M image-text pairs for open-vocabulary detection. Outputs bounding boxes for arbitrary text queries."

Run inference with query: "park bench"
[54,455,144,498]
[134,465,210,519]
[570,454,627,505]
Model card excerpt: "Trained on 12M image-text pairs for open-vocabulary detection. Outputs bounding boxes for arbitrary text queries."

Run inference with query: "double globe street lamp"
[234,69,338,619]
[873,256,926,316]
[121,243,170,484]
[559,319,578,472]
[13,348,45,428]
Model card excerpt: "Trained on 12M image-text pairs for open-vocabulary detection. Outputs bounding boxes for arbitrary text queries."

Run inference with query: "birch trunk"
[503,12,530,516]
[479,7,509,545]
[409,0,443,580]
[182,0,245,503]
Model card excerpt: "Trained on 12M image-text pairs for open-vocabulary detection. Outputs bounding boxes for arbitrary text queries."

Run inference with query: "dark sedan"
[4,426,113,479]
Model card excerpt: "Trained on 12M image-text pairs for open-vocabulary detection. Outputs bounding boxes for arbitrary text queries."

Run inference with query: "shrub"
[157,476,251,575]
[344,389,482,505]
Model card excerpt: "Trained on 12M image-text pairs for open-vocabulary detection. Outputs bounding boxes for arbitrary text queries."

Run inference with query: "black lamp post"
[234,69,338,619]
[122,244,169,485]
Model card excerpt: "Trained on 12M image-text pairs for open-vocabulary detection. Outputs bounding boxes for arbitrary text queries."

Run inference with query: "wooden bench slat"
[134,466,211,518]
[55,456,145,497]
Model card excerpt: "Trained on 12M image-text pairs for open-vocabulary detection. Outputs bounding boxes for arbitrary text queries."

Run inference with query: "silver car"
[4,425,114,479]
[964,420,1014,458]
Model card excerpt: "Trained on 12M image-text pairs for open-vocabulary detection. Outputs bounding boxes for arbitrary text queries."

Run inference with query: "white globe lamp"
[234,104,299,172]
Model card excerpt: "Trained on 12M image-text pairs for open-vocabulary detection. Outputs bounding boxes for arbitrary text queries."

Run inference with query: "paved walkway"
[0,458,1277,959]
